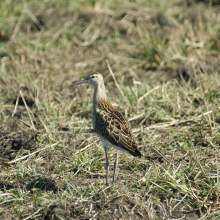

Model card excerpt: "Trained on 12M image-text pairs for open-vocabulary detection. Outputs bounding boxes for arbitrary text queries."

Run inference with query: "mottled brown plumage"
[72,72,142,185]
[95,98,141,156]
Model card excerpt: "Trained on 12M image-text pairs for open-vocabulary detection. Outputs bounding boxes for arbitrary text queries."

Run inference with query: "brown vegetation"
[0,0,220,219]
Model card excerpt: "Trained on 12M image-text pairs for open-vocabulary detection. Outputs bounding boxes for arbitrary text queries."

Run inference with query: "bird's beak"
[72,79,87,86]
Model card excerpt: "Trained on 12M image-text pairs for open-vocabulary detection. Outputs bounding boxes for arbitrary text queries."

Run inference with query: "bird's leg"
[104,146,109,186]
[113,150,119,183]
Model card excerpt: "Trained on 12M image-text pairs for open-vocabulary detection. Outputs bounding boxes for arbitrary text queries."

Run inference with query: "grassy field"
[0,0,220,219]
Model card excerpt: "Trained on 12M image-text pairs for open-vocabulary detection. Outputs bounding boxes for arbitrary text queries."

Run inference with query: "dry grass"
[0,0,220,219]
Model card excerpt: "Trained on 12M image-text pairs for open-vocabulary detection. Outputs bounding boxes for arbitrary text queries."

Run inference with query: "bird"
[72,72,142,186]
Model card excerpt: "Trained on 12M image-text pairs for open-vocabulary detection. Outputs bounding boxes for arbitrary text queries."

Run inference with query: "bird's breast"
[92,107,98,129]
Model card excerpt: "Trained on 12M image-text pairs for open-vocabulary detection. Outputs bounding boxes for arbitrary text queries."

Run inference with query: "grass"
[0,0,220,219]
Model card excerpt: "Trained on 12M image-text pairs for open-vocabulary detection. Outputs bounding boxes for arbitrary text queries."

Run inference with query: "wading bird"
[73,72,142,185]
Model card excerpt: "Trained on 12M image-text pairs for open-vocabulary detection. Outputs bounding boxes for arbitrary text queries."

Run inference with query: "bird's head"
[72,72,104,88]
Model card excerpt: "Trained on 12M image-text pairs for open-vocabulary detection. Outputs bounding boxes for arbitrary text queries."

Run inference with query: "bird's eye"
[91,76,95,78]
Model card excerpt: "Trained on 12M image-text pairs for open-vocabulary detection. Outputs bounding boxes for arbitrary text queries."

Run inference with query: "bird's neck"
[93,83,107,108]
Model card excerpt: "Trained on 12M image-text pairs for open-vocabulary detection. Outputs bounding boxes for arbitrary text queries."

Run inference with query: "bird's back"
[94,98,142,157]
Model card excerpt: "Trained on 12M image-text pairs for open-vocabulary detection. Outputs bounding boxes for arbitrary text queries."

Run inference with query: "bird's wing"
[95,108,141,157]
